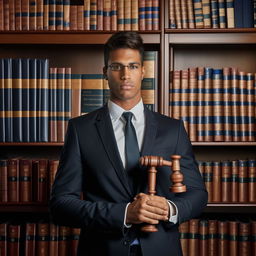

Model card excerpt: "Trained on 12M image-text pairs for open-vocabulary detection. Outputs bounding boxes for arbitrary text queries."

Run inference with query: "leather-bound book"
[239,221,251,256]
[188,219,199,256]
[179,221,189,256]
[48,160,59,196]
[58,226,71,256]
[248,159,256,202]
[252,220,256,256]
[0,222,7,256]
[238,160,248,203]
[199,219,208,256]
[24,222,36,256]
[70,228,80,256]
[208,219,218,256]
[231,160,239,202]
[212,162,221,202]
[229,220,239,256]
[221,161,231,202]
[204,162,213,202]
[0,159,8,202]
[7,159,19,202]
[36,222,49,256]
[19,159,32,202]
[8,224,21,256]
[218,220,228,256]
[32,160,48,203]
[49,223,58,256]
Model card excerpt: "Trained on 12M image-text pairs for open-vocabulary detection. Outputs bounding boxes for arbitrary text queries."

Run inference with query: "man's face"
[104,48,145,106]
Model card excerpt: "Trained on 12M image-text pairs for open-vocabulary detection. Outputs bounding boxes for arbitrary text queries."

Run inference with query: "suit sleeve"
[49,120,128,233]
[170,120,208,224]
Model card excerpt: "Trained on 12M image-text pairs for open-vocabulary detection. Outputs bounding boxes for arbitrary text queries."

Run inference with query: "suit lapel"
[95,106,133,197]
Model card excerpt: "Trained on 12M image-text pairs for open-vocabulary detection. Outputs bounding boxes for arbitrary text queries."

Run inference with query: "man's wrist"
[124,203,132,228]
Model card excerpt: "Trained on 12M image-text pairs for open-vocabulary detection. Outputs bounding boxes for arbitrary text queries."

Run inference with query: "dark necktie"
[123,112,140,173]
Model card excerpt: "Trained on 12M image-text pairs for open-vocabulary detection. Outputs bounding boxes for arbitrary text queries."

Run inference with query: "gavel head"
[140,156,163,167]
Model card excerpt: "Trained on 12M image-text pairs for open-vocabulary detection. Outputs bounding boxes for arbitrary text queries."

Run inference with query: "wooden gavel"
[139,155,186,232]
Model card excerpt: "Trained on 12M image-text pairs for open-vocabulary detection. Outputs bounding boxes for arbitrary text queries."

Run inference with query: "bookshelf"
[1,0,256,255]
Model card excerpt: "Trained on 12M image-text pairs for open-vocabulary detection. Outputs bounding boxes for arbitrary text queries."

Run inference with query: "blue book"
[243,0,254,27]
[0,59,5,142]
[234,0,243,27]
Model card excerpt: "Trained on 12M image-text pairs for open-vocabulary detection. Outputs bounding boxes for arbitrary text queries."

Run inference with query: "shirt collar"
[108,99,144,122]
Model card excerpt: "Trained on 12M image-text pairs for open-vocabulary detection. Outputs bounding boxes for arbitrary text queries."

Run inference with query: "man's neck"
[110,98,142,111]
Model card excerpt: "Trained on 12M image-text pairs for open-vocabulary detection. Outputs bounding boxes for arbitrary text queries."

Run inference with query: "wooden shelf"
[0,203,49,213]
[166,29,256,44]
[0,142,63,146]
[0,31,161,44]
[192,142,256,146]
[204,203,256,213]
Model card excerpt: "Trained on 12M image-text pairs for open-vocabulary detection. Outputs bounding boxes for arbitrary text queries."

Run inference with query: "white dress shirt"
[107,99,178,226]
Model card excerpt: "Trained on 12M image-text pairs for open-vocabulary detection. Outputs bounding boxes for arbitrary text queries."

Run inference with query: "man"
[50,31,208,256]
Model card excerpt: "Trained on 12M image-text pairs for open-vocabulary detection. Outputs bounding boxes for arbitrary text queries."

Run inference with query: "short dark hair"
[104,31,144,67]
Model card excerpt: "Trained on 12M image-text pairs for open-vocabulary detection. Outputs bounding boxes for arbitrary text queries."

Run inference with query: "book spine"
[226,0,235,28]
[238,160,248,202]
[19,159,32,202]
[103,0,111,30]
[138,0,145,30]
[0,223,7,256]
[199,219,208,256]
[131,0,139,31]
[70,5,77,30]
[97,0,103,30]
[111,0,117,30]
[210,0,219,28]
[231,67,239,141]
[234,0,243,28]
[84,0,90,30]
[49,223,58,256]
[152,0,159,30]
[171,70,180,119]
[180,69,189,133]
[243,0,254,28]
[3,0,9,31]
[0,0,3,31]
[180,0,188,29]
[55,0,64,30]
[169,0,176,28]
[43,0,49,30]
[204,161,213,202]
[231,160,238,202]
[218,0,226,28]
[212,161,221,202]
[9,0,15,30]
[202,0,211,28]
[71,74,81,118]
[179,221,189,256]
[37,0,44,30]
[70,228,80,256]
[124,0,131,30]
[187,0,195,28]
[197,67,204,141]
[0,160,8,202]
[188,219,199,256]
[29,0,37,30]
[21,0,29,30]
[7,224,20,256]
[49,0,56,30]
[7,159,19,202]
[63,0,70,30]
[58,226,71,256]
[239,222,251,255]
[90,0,97,30]
[218,221,228,255]
[247,73,255,141]
[36,222,49,256]
[248,159,256,202]
[208,220,218,256]
[0,59,4,142]
[64,68,71,136]
[193,0,204,28]
[229,221,239,256]
[77,5,84,30]
[221,161,231,202]
[25,222,36,256]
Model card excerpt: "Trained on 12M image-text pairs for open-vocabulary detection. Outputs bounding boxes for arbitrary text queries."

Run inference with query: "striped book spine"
[49,67,57,142]
[197,67,204,142]
[37,0,44,30]
[210,0,219,28]
[139,0,145,30]
[204,162,213,202]
[247,73,255,141]
[248,159,256,202]
[77,5,84,30]
[21,59,30,142]
[0,0,4,30]
[70,5,77,30]
[145,0,152,30]
[111,0,117,30]
[55,0,63,30]
[64,68,71,135]
[84,0,90,30]
[124,0,131,30]
[231,160,238,202]
[0,59,4,142]
[4,59,13,142]
[171,70,180,119]
[169,0,176,28]
[71,74,81,118]
[212,161,221,202]
[103,0,111,31]
[97,0,103,30]
[193,0,204,28]
[152,0,159,30]
[29,0,37,30]
[231,67,239,141]
[81,74,104,114]
[3,0,9,31]
[15,0,22,30]
[49,0,56,30]
[202,0,211,28]
[180,0,188,29]
[90,0,97,30]
[9,0,15,31]
[180,69,189,133]
[131,0,139,31]
[21,0,29,30]
[221,161,231,202]
[226,0,235,28]
[238,160,248,202]
[63,0,70,30]
[174,0,182,29]
[43,0,49,30]
[187,0,195,28]
[218,0,226,28]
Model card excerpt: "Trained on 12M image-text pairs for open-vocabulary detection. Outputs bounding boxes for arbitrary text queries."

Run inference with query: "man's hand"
[126,193,169,225]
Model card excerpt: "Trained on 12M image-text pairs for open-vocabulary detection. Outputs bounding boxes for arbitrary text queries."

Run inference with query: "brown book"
[174,0,182,29]
[8,224,20,256]
[9,0,15,30]
[3,0,9,31]
[36,0,43,30]
[19,159,32,202]
[36,222,49,256]
[180,69,189,133]
[229,220,239,256]
[248,159,256,203]
[97,0,103,30]
[238,160,248,203]
[204,162,213,202]
[231,160,239,202]
[29,0,37,30]
[193,0,204,28]
[186,0,195,28]
[0,159,8,202]
[103,0,111,30]
[0,0,4,31]
[21,0,29,30]
[221,161,231,202]
[199,219,208,256]
[77,5,84,30]
[188,219,199,256]
[63,0,70,31]
[124,0,131,30]
[247,73,255,141]
[58,226,71,256]
[208,219,218,256]
[32,160,48,203]
[252,220,256,256]
[7,159,19,202]
[71,74,81,118]
[152,0,158,30]
[70,5,78,30]
[0,222,7,256]
[48,160,59,194]
[231,67,239,142]
[49,223,58,256]
[169,0,176,28]
[212,161,221,202]
[180,0,188,28]
[84,0,90,30]
[179,221,189,256]
[25,222,36,256]
[197,67,205,142]
[111,0,117,30]
[239,221,251,256]
[56,0,64,30]
[223,67,232,141]
[131,0,139,31]
[70,228,80,256]
[171,70,181,119]
[138,0,145,30]
[218,220,228,256]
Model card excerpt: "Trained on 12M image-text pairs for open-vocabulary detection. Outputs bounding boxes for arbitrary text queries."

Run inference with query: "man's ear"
[103,67,108,80]
[141,65,145,80]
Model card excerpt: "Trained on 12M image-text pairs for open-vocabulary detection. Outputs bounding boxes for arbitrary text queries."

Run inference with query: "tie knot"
[122,112,133,123]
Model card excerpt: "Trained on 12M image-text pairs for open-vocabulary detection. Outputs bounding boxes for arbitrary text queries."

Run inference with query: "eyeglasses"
[107,63,140,71]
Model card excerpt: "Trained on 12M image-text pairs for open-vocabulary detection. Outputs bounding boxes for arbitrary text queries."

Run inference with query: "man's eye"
[112,65,121,70]
[129,65,139,70]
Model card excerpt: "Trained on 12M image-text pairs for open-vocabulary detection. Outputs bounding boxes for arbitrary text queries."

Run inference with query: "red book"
[19,159,32,202]
[208,220,218,256]
[8,224,20,256]
[238,160,248,203]
[36,222,49,256]
[231,160,239,202]
[188,219,199,256]
[70,228,80,256]
[221,161,231,202]
[7,159,19,202]
[49,223,58,256]
[0,222,7,256]
[25,222,36,256]
[239,221,251,256]
[212,162,221,202]
[199,219,208,256]
[179,221,189,256]
[58,226,71,256]
[0,159,8,202]
[218,221,228,256]
[229,220,239,256]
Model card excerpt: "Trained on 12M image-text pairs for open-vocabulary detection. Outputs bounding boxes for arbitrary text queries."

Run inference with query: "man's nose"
[120,66,131,80]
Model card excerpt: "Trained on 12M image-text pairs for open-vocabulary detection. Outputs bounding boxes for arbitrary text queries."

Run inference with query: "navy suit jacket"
[50,105,208,256]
